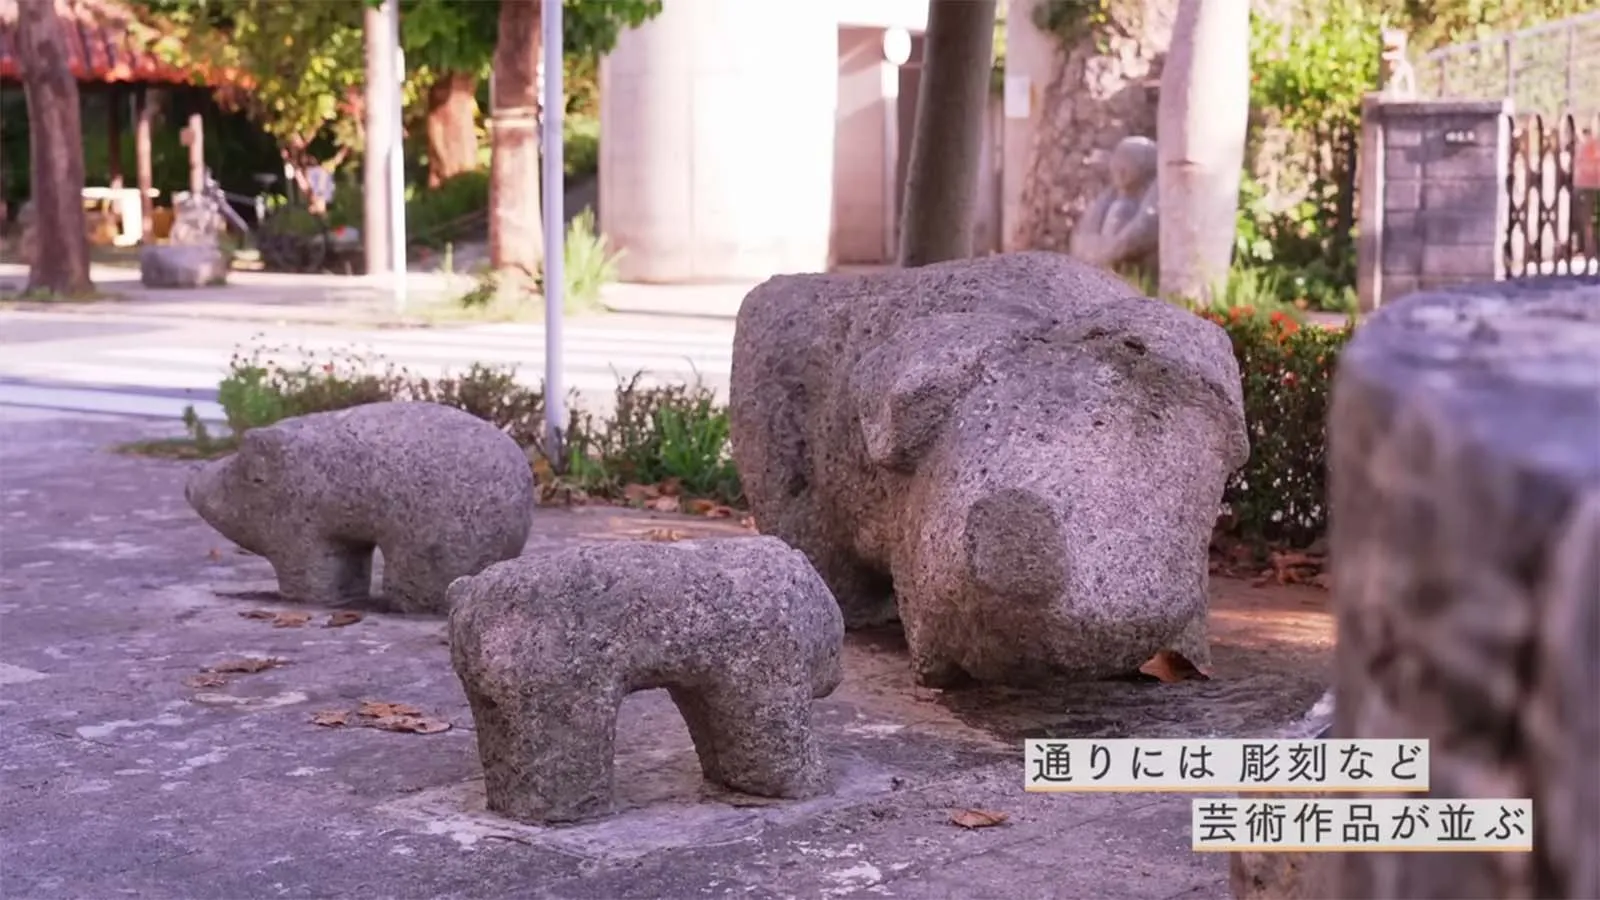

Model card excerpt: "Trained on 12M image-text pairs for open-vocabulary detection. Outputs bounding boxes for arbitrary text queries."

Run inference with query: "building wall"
[831,27,895,265]
[599,0,839,282]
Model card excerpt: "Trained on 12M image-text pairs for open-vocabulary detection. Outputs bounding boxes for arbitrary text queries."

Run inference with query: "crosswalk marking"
[0,320,735,425]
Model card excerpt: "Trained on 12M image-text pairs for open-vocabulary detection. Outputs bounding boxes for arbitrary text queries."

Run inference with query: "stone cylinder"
[598,0,839,283]
[1325,277,1600,898]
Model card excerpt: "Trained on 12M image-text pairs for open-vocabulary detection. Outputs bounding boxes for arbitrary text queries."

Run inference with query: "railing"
[1419,12,1600,116]
[1504,112,1600,278]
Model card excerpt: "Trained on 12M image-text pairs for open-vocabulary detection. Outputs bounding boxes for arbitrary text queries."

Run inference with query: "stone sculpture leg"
[272,541,373,605]
[465,683,618,824]
[380,541,463,614]
[670,682,830,798]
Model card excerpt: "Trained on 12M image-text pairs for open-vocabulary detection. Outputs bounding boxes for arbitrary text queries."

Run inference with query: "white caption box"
[1024,739,1429,792]
[1191,797,1533,852]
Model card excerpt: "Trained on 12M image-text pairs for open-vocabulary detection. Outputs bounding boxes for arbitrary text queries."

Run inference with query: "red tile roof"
[0,0,203,84]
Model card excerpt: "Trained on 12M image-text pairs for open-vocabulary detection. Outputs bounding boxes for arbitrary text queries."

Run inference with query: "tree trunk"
[426,71,481,188]
[1156,0,1250,302]
[489,0,543,277]
[16,0,92,296]
[1014,0,1179,255]
[896,0,997,268]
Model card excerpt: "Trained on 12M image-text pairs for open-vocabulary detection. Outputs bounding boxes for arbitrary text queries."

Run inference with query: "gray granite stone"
[446,536,845,825]
[1324,276,1600,899]
[139,243,230,288]
[185,401,534,614]
[729,251,1249,687]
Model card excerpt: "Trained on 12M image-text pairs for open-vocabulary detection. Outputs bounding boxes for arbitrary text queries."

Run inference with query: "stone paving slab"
[0,408,1333,898]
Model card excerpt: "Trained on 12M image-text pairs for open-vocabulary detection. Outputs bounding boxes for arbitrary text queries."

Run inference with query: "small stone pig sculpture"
[730,252,1249,688]
[447,536,845,824]
[186,401,534,614]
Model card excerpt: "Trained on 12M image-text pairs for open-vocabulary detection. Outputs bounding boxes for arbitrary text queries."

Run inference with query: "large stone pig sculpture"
[729,252,1249,687]
[186,401,534,614]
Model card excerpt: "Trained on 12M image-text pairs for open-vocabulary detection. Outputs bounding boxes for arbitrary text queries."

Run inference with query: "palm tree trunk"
[1156,0,1250,301]
[489,0,544,277]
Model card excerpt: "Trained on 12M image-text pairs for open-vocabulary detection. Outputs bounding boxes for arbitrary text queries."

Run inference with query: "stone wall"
[1012,0,1179,254]
[1355,97,1512,312]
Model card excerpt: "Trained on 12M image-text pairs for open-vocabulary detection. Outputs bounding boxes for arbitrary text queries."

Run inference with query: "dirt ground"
[0,408,1333,899]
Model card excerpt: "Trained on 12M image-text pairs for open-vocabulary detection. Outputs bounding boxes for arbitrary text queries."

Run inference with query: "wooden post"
[184,112,204,196]
[134,86,154,238]
[106,86,124,188]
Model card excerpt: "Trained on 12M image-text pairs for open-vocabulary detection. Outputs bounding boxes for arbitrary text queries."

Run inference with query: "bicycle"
[171,168,332,274]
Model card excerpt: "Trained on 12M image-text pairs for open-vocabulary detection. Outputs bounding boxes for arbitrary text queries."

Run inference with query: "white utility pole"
[362,2,392,278]
[386,0,408,311]
[541,0,566,464]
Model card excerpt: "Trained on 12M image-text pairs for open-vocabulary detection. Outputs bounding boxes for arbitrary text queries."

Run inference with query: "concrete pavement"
[0,406,1335,899]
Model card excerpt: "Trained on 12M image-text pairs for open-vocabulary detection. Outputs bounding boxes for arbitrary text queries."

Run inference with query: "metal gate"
[1504,112,1600,278]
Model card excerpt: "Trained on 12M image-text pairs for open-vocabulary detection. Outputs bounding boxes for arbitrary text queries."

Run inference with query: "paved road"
[0,311,736,427]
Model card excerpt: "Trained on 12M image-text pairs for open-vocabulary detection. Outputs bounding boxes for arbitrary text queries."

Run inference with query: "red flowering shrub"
[1196,306,1353,549]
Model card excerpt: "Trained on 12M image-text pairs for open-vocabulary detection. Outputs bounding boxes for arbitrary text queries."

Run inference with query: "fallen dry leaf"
[368,714,452,735]
[358,700,423,719]
[658,477,683,497]
[644,527,688,542]
[949,809,1010,829]
[622,482,659,503]
[531,456,556,485]
[311,709,349,727]
[325,611,364,628]
[239,609,277,620]
[183,672,228,689]
[706,505,737,519]
[685,498,717,515]
[1311,572,1332,591]
[206,548,223,562]
[205,656,285,674]
[738,516,758,531]
[271,611,313,628]
[647,495,681,514]
[1139,649,1211,683]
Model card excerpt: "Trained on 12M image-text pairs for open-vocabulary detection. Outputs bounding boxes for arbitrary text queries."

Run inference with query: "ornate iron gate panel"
[1504,112,1600,278]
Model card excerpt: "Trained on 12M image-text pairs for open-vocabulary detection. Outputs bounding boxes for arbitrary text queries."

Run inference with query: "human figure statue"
[1069,136,1159,276]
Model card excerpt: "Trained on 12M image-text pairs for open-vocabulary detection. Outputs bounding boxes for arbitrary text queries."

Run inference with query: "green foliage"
[564,114,600,180]
[563,207,621,307]
[405,170,491,246]
[1398,0,1591,50]
[1250,4,1387,136]
[1032,0,1112,41]
[204,342,739,506]
[1191,305,1354,549]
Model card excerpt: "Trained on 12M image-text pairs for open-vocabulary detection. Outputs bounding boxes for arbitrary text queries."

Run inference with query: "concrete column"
[599,0,839,282]
[1328,277,1600,899]
[999,0,1054,253]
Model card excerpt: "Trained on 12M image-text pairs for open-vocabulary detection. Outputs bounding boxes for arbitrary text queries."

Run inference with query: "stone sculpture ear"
[851,314,1019,472]
[236,427,291,483]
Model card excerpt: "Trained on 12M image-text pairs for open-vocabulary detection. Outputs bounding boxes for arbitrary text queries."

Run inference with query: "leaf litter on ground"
[325,611,364,628]
[204,656,286,674]
[949,809,1009,829]
[239,609,314,628]
[1138,649,1211,683]
[183,672,228,689]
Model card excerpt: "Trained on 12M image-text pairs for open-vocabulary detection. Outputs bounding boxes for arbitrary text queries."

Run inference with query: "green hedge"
[1199,306,1352,549]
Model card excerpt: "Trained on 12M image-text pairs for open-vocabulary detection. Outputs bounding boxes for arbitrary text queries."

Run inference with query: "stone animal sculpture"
[730,252,1249,687]
[447,536,845,824]
[186,401,534,614]
[1069,136,1160,276]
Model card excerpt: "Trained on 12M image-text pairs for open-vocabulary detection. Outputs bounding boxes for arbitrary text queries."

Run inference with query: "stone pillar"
[1355,97,1511,313]
[1326,277,1600,898]
[599,0,838,283]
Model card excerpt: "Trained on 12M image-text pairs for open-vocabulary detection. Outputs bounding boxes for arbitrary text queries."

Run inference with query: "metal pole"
[387,0,408,311]
[541,0,566,466]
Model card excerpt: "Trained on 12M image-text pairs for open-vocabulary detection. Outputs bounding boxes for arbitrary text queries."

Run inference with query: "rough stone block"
[447,536,845,824]
[186,401,534,614]
[1421,179,1500,214]
[1327,276,1600,899]
[1383,179,1422,212]
[1420,242,1497,279]
[140,243,230,288]
[729,252,1249,687]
